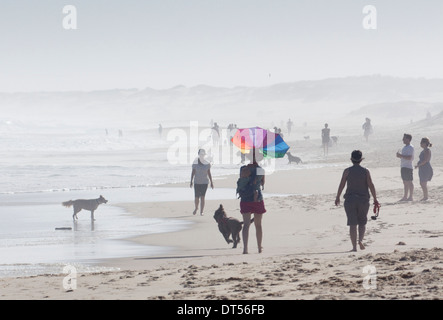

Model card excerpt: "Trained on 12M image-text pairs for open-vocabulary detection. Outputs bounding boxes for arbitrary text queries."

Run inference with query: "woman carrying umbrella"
[238,149,266,254]
[231,127,290,254]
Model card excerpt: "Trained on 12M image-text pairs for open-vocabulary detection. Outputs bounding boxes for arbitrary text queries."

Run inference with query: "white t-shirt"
[401,144,414,169]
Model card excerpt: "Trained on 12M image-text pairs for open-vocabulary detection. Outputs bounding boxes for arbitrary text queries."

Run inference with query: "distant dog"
[62,195,108,221]
[331,136,339,144]
[213,204,253,248]
[287,152,303,164]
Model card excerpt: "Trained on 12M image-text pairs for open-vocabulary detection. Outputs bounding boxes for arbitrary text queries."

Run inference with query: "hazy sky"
[1,0,443,92]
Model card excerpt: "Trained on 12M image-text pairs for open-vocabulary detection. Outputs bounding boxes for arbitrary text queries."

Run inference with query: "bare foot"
[193,209,197,215]
[358,241,365,250]
[258,247,263,253]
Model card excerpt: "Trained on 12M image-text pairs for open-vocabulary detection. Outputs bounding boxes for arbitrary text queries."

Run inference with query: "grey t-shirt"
[192,162,211,184]
[344,165,370,202]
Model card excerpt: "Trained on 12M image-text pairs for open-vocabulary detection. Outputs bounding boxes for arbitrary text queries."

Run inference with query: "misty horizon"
[1,75,442,130]
[1,74,443,94]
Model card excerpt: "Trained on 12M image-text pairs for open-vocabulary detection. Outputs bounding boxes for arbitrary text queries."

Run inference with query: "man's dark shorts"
[344,200,370,226]
[401,167,413,181]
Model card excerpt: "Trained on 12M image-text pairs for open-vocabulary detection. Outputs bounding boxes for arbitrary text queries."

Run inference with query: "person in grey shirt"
[190,149,214,215]
[335,150,378,252]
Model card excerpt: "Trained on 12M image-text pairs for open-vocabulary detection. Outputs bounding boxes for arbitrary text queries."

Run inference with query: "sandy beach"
[4,0,443,306]
[1,125,442,301]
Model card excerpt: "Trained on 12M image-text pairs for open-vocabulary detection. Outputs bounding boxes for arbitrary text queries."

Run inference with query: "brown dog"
[213,204,253,248]
[62,195,108,221]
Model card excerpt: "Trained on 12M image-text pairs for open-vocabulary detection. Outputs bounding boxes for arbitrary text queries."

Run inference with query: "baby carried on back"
[236,164,264,202]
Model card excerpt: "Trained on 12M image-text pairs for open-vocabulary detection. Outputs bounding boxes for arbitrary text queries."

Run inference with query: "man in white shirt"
[396,133,414,201]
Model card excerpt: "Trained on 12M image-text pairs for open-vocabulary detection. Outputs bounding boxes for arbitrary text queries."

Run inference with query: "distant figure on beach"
[228,124,238,145]
[362,118,373,142]
[190,149,214,216]
[287,118,293,136]
[227,123,238,145]
[415,137,433,201]
[237,151,266,254]
[335,150,378,252]
[397,133,414,201]
[158,124,163,137]
[273,126,284,139]
[211,122,220,146]
[321,123,330,156]
[426,111,432,121]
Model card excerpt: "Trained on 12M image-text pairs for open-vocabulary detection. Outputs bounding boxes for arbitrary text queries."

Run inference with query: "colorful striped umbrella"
[231,126,290,159]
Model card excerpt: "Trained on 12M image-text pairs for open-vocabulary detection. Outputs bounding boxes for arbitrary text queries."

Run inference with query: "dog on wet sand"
[287,152,302,164]
[62,195,108,221]
[213,204,253,248]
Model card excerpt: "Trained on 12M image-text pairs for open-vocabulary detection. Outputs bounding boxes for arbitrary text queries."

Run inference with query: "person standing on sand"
[362,118,373,142]
[322,123,330,156]
[238,150,266,254]
[335,150,378,252]
[415,137,433,201]
[190,149,214,215]
[287,118,293,136]
[396,133,414,201]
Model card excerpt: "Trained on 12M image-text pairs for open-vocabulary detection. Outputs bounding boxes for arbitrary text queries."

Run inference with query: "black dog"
[213,204,253,248]
[287,152,302,164]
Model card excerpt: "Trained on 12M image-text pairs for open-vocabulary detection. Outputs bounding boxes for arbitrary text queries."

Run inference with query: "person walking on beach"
[322,123,330,156]
[237,150,266,254]
[362,118,373,142]
[211,122,220,146]
[287,118,293,136]
[396,133,414,201]
[190,149,214,215]
[335,150,378,252]
[415,137,433,201]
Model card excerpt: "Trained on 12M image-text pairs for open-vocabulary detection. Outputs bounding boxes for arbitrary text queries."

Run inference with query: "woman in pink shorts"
[237,154,266,254]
